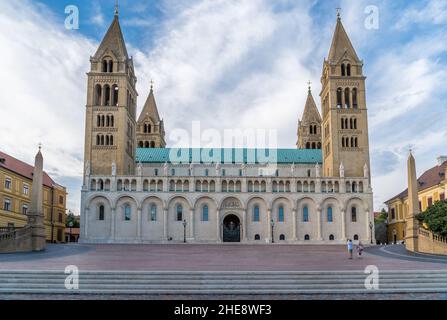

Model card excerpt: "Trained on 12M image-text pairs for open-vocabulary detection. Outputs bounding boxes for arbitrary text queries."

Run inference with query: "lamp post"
[369,221,373,244]
[68,221,73,243]
[271,219,275,243]
[183,219,187,243]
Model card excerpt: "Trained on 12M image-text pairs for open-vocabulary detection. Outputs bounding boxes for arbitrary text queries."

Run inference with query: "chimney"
[437,156,447,166]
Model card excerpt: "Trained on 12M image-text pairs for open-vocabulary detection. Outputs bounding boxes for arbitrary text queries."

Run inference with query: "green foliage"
[416,200,447,237]
[375,208,388,224]
[66,213,80,228]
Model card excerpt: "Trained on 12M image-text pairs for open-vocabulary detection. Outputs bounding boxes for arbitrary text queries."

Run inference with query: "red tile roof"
[64,228,80,236]
[386,160,447,204]
[0,151,55,188]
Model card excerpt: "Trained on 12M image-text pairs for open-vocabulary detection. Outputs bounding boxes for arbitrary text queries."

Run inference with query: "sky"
[0,0,446,215]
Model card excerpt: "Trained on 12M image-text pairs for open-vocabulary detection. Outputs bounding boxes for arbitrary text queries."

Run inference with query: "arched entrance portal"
[223,214,241,243]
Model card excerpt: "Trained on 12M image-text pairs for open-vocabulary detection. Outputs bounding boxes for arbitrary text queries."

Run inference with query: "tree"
[375,208,388,224]
[416,200,447,237]
[66,211,80,228]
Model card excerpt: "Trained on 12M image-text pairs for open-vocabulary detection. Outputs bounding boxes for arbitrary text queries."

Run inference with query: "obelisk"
[27,146,46,251]
[405,151,419,252]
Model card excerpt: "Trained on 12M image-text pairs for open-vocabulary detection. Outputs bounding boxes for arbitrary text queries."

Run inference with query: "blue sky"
[0,0,446,214]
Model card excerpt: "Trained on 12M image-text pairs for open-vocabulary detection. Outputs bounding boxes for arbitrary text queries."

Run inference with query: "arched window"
[124,204,131,221]
[139,141,143,148]
[150,141,156,148]
[253,205,260,222]
[99,205,105,221]
[112,85,119,106]
[337,88,342,108]
[148,124,152,133]
[97,115,101,127]
[101,115,105,127]
[150,204,157,221]
[108,60,113,73]
[352,88,358,108]
[306,142,311,149]
[202,205,209,221]
[145,141,150,148]
[341,118,345,129]
[312,142,316,149]
[317,142,321,149]
[255,234,260,240]
[350,118,353,129]
[304,234,310,241]
[104,85,111,106]
[353,234,359,241]
[280,234,286,241]
[309,125,313,134]
[342,136,346,148]
[96,135,100,145]
[303,206,309,222]
[176,204,183,221]
[347,64,351,76]
[278,206,284,222]
[95,85,102,105]
[344,88,350,108]
[351,206,357,222]
[105,135,110,146]
[353,118,357,129]
[100,135,105,146]
[102,60,108,72]
[341,64,346,76]
[327,206,333,222]
[329,234,335,241]
[344,118,349,129]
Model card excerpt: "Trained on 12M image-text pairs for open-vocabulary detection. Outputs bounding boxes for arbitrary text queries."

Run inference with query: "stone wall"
[415,228,447,255]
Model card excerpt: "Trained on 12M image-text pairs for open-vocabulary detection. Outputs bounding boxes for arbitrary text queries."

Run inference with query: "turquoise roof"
[136,148,322,164]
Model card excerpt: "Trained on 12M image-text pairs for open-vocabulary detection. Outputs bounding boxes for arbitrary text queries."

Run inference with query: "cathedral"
[80,9,374,244]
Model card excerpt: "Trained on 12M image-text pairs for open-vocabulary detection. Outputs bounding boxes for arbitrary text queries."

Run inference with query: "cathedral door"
[223,214,241,243]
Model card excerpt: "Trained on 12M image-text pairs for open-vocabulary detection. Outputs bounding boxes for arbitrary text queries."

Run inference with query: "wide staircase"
[1,270,447,295]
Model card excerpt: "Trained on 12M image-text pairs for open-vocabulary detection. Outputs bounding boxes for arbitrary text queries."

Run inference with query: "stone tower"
[27,147,46,251]
[136,83,166,148]
[83,9,137,176]
[320,14,371,178]
[406,151,419,252]
[297,84,322,149]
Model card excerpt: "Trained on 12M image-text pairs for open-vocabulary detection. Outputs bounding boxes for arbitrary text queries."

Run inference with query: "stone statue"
[241,163,246,176]
[364,163,369,178]
[111,161,116,176]
[137,162,143,176]
[216,162,221,175]
[339,162,345,178]
[85,160,90,176]
[164,162,169,176]
[291,163,295,175]
[315,163,320,177]
[190,163,194,176]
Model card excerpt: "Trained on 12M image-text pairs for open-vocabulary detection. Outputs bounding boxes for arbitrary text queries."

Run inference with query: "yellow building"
[0,151,67,242]
[386,156,447,243]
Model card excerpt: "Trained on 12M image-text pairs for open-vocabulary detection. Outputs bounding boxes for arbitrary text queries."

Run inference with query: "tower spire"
[114,0,119,17]
[336,7,341,20]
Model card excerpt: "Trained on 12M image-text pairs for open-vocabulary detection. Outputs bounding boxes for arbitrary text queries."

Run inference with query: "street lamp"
[183,219,187,243]
[369,221,373,244]
[68,221,74,243]
[271,219,275,243]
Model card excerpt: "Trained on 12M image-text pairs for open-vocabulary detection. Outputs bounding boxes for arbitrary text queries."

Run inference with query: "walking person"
[357,241,364,259]
[347,239,353,259]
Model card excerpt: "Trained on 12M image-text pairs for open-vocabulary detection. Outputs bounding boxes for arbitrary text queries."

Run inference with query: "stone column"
[317,206,322,240]
[242,209,247,241]
[292,208,297,241]
[189,208,194,240]
[341,209,346,241]
[216,209,221,242]
[406,152,419,252]
[111,207,116,240]
[137,208,142,239]
[163,208,168,241]
[84,208,89,239]
[267,209,272,242]
[27,148,46,251]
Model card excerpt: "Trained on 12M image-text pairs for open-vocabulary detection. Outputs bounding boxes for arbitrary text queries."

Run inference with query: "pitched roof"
[136,148,322,164]
[300,88,321,123]
[0,151,55,188]
[385,161,447,203]
[94,15,128,60]
[328,17,360,63]
[138,86,161,124]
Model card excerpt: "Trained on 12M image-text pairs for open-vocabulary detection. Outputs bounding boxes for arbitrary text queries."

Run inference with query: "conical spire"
[138,82,161,123]
[94,11,128,60]
[300,83,321,123]
[327,14,360,63]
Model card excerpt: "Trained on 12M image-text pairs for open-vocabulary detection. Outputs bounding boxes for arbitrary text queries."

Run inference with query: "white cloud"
[394,0,447,30]
[0,0,95,214]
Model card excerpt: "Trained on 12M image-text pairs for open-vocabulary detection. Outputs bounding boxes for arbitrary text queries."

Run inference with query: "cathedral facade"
[80,10,374,244]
